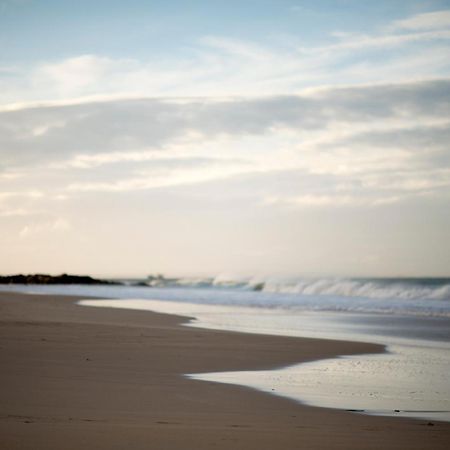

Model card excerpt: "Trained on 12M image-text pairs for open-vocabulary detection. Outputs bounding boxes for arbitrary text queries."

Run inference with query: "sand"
[0,291,449,449]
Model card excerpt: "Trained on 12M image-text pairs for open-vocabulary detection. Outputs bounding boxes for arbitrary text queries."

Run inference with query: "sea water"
[2,276,449,422]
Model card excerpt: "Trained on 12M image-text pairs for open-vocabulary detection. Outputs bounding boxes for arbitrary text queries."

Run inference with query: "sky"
[0,0,449,278]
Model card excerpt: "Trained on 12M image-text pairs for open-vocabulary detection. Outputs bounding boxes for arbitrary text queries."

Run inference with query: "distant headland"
[0,273,120,285]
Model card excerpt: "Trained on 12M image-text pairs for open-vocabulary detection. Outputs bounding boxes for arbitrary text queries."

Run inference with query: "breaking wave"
[134,275,450,301]
[2,275,449,318]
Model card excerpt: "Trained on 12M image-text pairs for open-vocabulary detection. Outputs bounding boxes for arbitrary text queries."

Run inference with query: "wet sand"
[0,291,449,449]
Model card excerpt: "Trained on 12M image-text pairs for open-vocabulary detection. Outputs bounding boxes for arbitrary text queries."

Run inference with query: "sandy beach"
[1,291,449,449]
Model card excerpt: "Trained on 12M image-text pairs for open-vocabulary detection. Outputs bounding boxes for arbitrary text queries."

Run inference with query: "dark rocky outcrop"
[0,273,121,285]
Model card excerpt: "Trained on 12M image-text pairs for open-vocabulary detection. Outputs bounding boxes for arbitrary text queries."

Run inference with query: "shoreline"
[1,291,449,449]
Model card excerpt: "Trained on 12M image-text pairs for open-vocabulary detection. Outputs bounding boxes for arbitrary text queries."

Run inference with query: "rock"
[0,273,121,285]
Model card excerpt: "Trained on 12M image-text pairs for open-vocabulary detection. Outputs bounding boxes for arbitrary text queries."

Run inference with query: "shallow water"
[188,344,450,423]
[77,297,450,423]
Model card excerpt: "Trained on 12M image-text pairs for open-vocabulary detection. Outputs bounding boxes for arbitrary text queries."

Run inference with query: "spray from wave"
[129,274,450,302]
[2,274,449,318]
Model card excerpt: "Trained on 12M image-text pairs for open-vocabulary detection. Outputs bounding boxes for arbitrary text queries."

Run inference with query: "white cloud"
[321,28,450,53]
[19,217,71,238]
[31,119,67,137]
[264,194,356,207]
[0,190,45,221]
[60,149,165,169]
[0,190,44,202]
[0,78,448,211]
[392,10,450,31]
[1,10,450,107]
[0,208,31,217]
[67,157,253,192]
[200,36,273,61]
[35,55,114,95]
[1,7,449,276]
[2,78,448,167]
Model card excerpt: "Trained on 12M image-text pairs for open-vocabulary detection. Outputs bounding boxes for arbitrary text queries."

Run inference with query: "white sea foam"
[2,278,449,317]
[262,278,450,300]
[124,274,450,300]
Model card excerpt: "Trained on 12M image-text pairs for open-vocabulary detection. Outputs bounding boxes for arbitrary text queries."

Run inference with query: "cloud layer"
[1,78,449,210]
[1,7,449,276]
[1,9,450,106]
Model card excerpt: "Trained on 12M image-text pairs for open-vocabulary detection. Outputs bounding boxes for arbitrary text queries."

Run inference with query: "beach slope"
[0,291,449,449]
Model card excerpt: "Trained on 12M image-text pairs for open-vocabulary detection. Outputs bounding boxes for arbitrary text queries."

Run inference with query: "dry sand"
[0,291,449,449]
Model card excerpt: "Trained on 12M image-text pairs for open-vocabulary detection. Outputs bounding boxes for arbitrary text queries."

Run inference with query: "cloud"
[1,10,450,107]
[19,217,71,238]
[0,190,43,200]
[316,10,450,55]
[0,208,32,217]
[0,190,46,220]
[35,55,117,96]
[392,10,450,31]
[264,194,356,208]
[324,29,450,53]
[0,77,448,210]
[66,155,252,192]
[1,78,449,169]
[1,7,449,276]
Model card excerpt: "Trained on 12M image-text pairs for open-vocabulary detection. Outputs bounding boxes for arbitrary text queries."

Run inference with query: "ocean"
[2,275,450,422]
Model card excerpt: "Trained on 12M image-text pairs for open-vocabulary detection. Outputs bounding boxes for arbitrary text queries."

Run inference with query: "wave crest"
[140,274,450,301]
